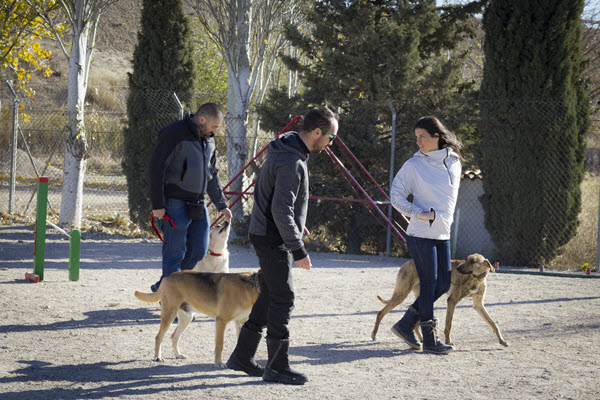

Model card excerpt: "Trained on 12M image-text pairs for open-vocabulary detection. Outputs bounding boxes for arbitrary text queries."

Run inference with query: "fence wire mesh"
[1,85,599,269]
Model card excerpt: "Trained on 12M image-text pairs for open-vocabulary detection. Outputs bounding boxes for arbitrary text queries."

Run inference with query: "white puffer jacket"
[391,147,462,240]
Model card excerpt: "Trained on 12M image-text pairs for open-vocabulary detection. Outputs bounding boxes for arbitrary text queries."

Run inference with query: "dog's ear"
[485,259,495,273]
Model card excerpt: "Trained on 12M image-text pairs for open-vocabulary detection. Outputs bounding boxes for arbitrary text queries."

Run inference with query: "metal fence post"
[386,98,397,257]
[172,92,184,120]
[6,80,18,214]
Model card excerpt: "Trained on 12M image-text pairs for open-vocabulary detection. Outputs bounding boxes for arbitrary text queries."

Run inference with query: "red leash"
[151,213,175,242]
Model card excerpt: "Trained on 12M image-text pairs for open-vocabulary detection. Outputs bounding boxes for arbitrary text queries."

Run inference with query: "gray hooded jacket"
[249,132,309,260]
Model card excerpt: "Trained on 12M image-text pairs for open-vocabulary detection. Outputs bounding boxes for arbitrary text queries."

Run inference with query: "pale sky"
[437,0,600,20]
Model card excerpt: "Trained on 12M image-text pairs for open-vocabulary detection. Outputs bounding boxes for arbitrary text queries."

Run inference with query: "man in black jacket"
[149,102,232,292]
[227,106,339,385]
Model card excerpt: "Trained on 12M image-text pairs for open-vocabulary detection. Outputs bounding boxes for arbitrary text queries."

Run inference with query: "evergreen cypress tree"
[122,0,195,229]
[478,0,589,265]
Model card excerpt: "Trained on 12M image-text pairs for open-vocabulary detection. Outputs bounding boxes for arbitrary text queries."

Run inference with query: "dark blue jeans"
[153,198,210,289]
[245,239,295,340]
[406,235,452,322]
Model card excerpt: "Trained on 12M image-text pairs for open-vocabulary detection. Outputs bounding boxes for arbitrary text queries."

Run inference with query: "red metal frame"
[210,116,407,245]
[323,142,406,243]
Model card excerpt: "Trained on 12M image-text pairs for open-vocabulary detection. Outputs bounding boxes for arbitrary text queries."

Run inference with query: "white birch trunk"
[189,0,300,229]
[224,1,252,224]
[31,0,116,229]
[57,2,97,229]
[226,63,252,223]
[250,62,264,158]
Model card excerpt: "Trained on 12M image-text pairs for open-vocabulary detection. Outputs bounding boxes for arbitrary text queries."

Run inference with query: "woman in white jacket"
[390,116,462,355]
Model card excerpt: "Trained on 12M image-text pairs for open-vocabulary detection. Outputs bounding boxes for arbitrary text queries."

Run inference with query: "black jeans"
[245,239,295,340]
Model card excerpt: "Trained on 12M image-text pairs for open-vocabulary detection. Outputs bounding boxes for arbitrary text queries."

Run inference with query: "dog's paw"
[153,356,165,362]
[500,339,509,347]
[215,362,227,369]
[176,354,188,359]
[371,334,377,341]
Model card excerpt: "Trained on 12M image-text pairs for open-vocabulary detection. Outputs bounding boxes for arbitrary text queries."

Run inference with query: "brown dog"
[134,270,262,367]
[371,254,508,347]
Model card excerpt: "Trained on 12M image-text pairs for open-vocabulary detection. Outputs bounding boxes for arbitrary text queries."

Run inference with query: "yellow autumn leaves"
[1,1,66,96]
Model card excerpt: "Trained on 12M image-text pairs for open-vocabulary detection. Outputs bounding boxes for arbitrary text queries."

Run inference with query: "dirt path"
[1,224,599,399]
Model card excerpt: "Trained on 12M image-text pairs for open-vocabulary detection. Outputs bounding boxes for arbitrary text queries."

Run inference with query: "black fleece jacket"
[149,113,227,211]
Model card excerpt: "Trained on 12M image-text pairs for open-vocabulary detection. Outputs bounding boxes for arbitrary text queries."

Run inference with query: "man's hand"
[303,227,310,237]
[153,208,166,219]
[220,207,232,222]
[295,255,312,270]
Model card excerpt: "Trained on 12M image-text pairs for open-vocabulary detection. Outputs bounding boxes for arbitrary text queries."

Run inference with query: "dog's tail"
[376,295,389,304]
[134,290,160,303]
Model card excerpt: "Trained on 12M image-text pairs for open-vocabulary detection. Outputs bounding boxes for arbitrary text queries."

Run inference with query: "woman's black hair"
[415,116,463,160]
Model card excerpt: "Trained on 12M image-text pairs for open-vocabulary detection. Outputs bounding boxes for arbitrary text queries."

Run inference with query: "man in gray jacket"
[227,106,339,385]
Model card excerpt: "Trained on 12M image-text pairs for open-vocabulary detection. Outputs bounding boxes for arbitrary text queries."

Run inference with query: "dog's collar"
[208,250,223,257]
[474,270,489,280]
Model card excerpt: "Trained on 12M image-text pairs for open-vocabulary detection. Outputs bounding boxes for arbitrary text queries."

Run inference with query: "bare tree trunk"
[58,19,90,229]
[29,0,117,229]
[226,64,251,228]
[251,62,264,158]
[188,0,301,232]
[224,1,252,229]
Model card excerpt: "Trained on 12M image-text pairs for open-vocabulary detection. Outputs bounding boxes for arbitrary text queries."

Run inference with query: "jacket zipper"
[180,159,187,183]
[442,148,453,185]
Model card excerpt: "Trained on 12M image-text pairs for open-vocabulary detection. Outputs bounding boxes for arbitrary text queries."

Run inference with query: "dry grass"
[86,69,127,111]
[86,152,123,176]
[550,172,599,270]
[588,118,600,149]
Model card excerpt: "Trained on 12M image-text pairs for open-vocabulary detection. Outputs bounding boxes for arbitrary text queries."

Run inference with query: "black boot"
[420,319,454,355]
[226,325,264,377]
[390,305,422,350]
[263,338,308,385]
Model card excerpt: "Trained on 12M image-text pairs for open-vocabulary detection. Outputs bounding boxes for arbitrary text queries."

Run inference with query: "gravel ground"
[1,223,599,400]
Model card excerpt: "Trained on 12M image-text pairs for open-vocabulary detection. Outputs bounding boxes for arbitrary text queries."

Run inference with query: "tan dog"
[371,254,508,347]
[194,220,230,273]
[134,269,262,367]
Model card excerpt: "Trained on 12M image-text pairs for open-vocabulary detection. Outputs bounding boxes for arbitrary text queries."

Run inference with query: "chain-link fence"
[1,84,599,269]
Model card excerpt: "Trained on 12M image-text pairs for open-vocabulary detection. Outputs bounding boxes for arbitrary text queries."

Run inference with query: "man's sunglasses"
[321,127,337,142]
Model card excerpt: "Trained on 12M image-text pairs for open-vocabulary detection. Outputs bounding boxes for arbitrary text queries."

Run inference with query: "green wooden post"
[33,177,49,281]
[69,229,81,281]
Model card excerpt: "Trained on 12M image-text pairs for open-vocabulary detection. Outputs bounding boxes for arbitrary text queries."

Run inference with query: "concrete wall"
[451,178,498,260]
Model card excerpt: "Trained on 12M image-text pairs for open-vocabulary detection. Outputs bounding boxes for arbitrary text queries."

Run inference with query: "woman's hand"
[418,211,435,221]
